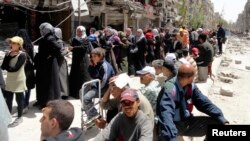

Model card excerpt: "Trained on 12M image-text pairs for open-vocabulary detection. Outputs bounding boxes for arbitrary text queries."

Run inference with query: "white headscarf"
[54,28,62,39]
[152,28,159,38]
[136,29,145,42]
[39,22,54,37]
[75,26,86,39]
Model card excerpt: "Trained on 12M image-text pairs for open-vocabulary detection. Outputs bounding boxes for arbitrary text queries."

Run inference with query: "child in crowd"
[83,47,114,121]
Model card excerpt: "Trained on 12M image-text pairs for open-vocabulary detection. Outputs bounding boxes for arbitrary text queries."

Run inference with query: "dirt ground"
[208,36,250,125]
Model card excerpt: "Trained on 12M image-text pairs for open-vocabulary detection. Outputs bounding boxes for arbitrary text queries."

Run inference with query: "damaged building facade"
[86,0,178,32]
[236,0,250,33]
[0,0,74,41]
[0,0,178,42]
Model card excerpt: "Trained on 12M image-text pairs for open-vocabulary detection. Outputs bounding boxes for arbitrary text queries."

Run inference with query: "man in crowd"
[169,33,182,53]
[151,59,166,86]
[137,66,161,113]
[182,48,198,82]
[216,24,226,55]
[95,73,154,128]
[94,88,153,141]
[157,64,228,141]
[194,34,213,82]
[40,100,84,141]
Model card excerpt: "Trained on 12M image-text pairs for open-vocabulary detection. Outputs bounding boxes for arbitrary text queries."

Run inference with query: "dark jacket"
[69,37,92,98]
[0,68,4,89]
[195,41,213,66]
[131,37,147,71]
[157,77,228,141]
[168,40,182,53]
[43,128,84,141]
[163,32,172,53]
[34,33,62,106]
[88,60,114,89]
[217,27,225,39]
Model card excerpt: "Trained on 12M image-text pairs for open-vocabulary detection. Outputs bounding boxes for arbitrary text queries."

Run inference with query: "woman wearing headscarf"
[117,31,129,73]
[34,22,61,108]
[145,28,155,64]
[68,26,93,99]
[54,28,69,99]
[108,29,121,72]
[152,28,161,60]
[130,29,146,72]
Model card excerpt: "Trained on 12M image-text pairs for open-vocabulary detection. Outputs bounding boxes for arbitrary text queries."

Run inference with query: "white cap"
[110,73,131,89]
[197,28,203,32]
[165,53,176,63]
[136,66,156,76]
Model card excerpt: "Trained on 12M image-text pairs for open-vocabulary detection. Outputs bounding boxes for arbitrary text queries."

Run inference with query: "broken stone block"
[223,57,232,62]
[235,60,242,64]
[246,65,250,70]
[221,62,229,67]
[220,87,234,97]
[218,76,233,83]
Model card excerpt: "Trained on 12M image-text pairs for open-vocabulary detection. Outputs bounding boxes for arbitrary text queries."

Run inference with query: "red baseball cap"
[192,48,199,56]
[120,89,139,102]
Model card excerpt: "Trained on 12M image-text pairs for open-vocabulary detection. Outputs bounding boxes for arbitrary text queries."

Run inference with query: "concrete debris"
[234,49,241,52]
[220,87,234,97]
[220,72,239,79]
[220,61,230,67]
[245,65,250,70]
[218,75,233,83]
[223,57,232,62]
[235,60,242,64]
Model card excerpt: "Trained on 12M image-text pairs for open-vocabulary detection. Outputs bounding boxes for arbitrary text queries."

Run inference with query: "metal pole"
[78,0,81,25]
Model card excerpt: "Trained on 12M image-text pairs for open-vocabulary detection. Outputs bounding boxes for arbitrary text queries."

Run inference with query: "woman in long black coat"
[132,29,147,72]
[69,26,93,99]
[34,23,61,108]
[54,27,69,99]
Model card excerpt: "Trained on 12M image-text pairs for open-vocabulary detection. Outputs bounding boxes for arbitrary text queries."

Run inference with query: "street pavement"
[6,41,228,141]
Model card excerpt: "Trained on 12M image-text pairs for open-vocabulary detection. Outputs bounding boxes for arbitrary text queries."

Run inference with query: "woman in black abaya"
[69,26,93,99]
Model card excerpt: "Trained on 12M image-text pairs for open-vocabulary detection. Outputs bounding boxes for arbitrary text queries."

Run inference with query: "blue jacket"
[217,27,225,39]
[157,77,228,141]
[88,60,114,89]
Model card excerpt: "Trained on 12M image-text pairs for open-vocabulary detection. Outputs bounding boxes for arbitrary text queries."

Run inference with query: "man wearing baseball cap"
[94,88,153,141]
[137,66,160,114]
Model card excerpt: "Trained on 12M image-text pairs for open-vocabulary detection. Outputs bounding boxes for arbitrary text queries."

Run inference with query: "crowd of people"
[0,22,228,141]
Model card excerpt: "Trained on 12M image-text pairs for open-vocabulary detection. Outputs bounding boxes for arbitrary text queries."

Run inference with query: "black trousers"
[3,90,24,118]
[24,89,31,107]
[217,38,223,54]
